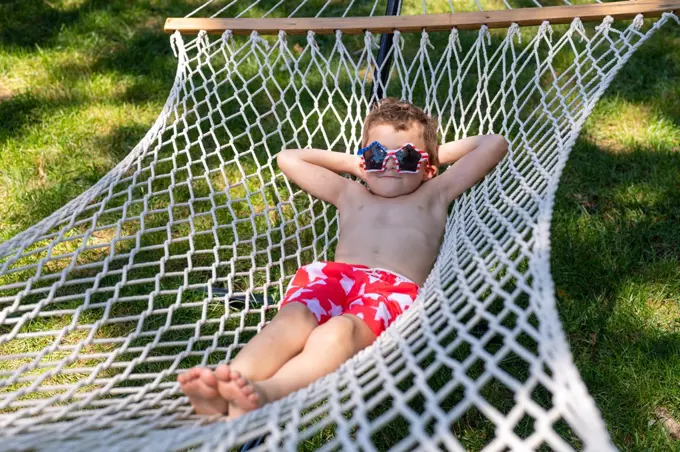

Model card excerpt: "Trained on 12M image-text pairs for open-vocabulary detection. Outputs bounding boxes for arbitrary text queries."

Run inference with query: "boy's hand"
[276,148,363,208]
[425,135,508,207]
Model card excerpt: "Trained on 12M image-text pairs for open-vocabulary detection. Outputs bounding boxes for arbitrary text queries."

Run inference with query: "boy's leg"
[226,302,318,380]
[178,302,318,414]
[223,314,376,418]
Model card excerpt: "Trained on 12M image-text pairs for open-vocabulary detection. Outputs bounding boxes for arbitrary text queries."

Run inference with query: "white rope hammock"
[1,1,678,449]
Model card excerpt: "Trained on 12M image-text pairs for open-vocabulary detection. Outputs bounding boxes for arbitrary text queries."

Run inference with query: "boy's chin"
[366,182,421,198]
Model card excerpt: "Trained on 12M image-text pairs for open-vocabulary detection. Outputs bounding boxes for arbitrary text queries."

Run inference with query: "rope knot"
[249,30,270,50]
[632,14,644,30]
[662,11,680,25]
[196,30,209,52]
[277,29,288,52]
[391,29,404,56]
[479,25,491,45]
[570,17,587,42]
[419,30,434,50]
[170,31,185,58]
[595,15,615,35]
[507,23,522,43]
[306,30,319,50]
[537,21,553,40]
[448,28,462,51]
[364,30,374,49]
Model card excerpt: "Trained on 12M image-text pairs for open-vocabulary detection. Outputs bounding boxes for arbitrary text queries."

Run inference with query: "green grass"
[1,1,679,451]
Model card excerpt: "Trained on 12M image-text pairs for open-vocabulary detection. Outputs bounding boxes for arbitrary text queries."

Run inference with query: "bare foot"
[178,367,230,415]
[217,369,267,420]
[214,364,243,407]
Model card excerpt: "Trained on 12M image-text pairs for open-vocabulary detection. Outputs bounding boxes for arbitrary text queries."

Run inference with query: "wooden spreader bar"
[165,0,680,35]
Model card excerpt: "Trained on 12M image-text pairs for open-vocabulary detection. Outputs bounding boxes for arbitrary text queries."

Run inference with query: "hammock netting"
[1,0,677,449]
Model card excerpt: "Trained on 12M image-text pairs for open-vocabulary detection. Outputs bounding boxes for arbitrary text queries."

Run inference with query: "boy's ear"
[423,163,438,180]
[357,161,367,181]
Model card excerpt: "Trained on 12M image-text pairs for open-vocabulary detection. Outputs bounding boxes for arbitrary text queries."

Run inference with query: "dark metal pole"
[372,0,402,103]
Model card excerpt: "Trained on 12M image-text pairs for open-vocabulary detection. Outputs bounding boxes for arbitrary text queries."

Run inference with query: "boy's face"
[360,123,436,198]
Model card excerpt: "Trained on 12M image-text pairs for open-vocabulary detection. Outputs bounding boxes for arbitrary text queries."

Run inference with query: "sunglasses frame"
[357,141,430,174]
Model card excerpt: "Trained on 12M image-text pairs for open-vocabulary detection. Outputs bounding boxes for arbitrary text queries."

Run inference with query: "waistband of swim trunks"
[369,267,418,285]
[321,261,417,286]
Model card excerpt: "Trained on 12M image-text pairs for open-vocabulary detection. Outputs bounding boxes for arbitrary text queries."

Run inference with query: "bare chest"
[334,191,447,284]
[339,194,446,244]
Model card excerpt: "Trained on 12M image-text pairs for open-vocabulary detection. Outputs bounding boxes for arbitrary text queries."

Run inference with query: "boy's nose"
[384,157,396,170]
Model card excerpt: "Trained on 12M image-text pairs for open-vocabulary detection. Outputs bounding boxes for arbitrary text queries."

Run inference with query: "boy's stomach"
[334,230,441,287]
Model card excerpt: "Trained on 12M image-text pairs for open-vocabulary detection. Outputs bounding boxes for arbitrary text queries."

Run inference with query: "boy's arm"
[276,148,363,207]
[426,135,508,206]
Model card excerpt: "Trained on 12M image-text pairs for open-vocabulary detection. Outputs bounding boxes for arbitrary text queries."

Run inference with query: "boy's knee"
[309,316,355,347]
[276,302,318,327]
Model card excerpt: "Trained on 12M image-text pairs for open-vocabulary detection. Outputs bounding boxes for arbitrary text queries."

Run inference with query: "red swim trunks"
[280,261,420,337]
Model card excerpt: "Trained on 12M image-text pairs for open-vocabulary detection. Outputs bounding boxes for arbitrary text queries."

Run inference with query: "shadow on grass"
[604,27,680,122]
[578,325,680,451]
[0,0,190,49]
[92,28,176,95]
[0,1,85,48]
[0,6,178,141]
[95,122,152,161]
[0,91,86,146]
[552,137,680,450]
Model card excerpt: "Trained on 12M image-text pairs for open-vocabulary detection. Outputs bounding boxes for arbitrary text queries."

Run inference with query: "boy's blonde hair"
[362,98,439,167]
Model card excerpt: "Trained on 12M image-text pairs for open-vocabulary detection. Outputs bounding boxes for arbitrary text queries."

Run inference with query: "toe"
[188,367,202,379]
[196,380,219,399]
[215,364,231,381]
[181,378,229,416]
[200,368,218,387]
[183,379,199,393]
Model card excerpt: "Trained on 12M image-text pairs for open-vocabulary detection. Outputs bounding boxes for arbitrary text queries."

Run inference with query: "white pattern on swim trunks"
[387,293,414,311]
[349,299,364,308]
[328,300,343,317]
[304,262,327,282]
[373,302,391,329]
[303,298,327,321]
[339,273,354,295]
[288,287,312,300]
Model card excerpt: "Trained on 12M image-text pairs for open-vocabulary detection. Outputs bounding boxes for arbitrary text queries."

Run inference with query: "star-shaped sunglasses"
[358,141,430,173]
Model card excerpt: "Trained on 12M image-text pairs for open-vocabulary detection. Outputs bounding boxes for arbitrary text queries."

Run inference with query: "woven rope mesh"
[1,9,678,451]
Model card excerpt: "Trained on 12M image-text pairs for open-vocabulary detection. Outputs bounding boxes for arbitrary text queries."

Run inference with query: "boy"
[178,98,508,419]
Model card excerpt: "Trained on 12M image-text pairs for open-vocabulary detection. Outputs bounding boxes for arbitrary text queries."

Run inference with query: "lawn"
[0,0,679,450]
